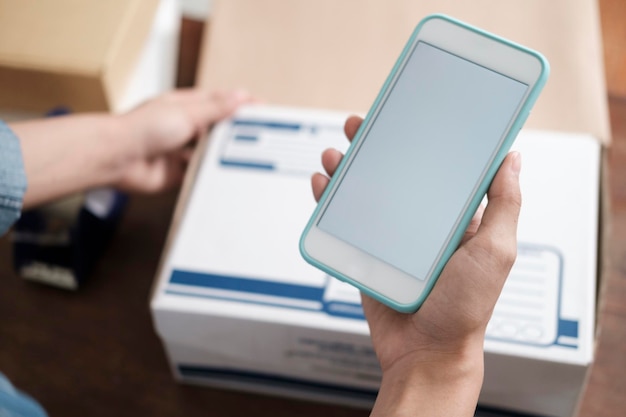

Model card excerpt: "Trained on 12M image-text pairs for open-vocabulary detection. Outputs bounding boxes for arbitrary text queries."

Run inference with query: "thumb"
[464,152,522,281]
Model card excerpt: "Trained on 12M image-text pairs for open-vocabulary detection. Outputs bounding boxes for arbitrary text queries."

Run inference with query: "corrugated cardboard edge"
[572,144,613,416]
[150,9,214,305]
[104,0,160,109]
[596,149,613,336]
[149,130,213,305]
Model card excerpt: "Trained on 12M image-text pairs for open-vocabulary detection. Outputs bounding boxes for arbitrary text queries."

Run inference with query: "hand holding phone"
[300,14,549,312]
[314,120,525,417]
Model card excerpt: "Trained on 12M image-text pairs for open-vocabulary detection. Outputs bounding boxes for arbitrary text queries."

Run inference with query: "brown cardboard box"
[198,0,610,145]
[0,0,159,112]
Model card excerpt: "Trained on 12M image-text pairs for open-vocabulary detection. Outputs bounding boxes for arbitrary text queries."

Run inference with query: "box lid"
[0,0,158,111]
[198,0,610,145]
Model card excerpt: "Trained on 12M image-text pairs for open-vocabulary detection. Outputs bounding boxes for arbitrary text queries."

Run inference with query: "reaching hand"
[13,88,252,208]
[311,115,522,417]
[115,89,252,193]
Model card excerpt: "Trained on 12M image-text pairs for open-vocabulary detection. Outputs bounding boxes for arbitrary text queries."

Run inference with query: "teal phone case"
[299,14,550,313]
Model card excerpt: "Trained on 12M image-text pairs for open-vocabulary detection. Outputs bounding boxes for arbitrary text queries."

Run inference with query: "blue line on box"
[219,159,275,170]
[170,269,324,302]
[178,364,378,402]
[234,134,259,142]
[232,119,301,131]
[165,289,321,312]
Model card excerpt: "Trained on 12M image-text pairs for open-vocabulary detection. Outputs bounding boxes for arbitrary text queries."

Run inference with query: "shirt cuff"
[0,120,27,236]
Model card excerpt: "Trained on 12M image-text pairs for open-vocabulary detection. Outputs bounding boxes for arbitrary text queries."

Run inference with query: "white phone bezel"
[302,16,545,307]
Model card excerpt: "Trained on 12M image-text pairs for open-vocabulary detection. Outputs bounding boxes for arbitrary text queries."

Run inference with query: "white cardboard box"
[151,104,601,417]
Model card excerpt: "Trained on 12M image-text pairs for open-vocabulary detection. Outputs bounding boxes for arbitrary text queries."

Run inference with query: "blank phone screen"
[317,41,528,280]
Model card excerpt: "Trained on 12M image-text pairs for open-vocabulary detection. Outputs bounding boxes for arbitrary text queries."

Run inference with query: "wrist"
[105,114,143,186]
[15,113,142,208]
[371,344,484,417]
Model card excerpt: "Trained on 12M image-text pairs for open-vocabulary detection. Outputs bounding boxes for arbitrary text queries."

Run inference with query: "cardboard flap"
[0,0,158,112]
[0,0,156,74]
[198,0,610,144]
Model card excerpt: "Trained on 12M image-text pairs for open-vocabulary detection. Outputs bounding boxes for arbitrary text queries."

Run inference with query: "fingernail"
[510,152,521,176]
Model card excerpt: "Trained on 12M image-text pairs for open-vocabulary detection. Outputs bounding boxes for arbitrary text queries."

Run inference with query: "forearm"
[10,114,133,209]
[370,351,484,417]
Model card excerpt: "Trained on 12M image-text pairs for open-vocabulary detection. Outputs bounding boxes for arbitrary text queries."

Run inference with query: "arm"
[10,89,250,209]
[312,116,522,417]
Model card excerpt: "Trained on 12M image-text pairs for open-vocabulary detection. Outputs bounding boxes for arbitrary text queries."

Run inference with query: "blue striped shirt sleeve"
[0,373,48,417]
[0,120,27,236]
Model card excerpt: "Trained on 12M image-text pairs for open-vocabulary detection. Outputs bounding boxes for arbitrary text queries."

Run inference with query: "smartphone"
[299,14,549,313]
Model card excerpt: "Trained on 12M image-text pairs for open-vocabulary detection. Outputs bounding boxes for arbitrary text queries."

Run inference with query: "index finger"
[344,116,363,141]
